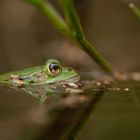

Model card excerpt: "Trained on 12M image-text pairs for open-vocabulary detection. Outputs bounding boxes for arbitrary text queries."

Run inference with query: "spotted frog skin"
[0,59,80,87]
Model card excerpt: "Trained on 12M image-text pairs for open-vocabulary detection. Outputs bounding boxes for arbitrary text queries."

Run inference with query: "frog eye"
[47,63,62,76]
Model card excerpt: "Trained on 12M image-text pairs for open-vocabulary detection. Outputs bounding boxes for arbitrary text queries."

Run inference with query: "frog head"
[42,59,80,84]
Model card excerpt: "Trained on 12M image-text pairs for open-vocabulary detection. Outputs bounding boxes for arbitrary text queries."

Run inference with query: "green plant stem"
[59,0,112,73]
[25,0,114,74]
[129,3,140,19]
[77,38,113,73]
[25,0,71,36]
[40,2,70,36]
[59,0,85,39]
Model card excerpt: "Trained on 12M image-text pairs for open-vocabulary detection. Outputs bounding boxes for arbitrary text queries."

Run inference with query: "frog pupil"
[49,64,59,72]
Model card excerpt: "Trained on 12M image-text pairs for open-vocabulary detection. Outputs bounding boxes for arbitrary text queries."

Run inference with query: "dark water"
[78,81,140,140]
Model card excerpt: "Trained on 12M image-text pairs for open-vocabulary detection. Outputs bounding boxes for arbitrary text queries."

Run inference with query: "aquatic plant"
[24,0,114,74]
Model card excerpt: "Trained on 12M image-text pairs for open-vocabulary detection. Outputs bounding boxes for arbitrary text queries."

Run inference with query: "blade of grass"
[25,0,70,36]
[59,0,113,73]
[24,0,114,74]
[59,0,85,40]
[129,3,140,19]
[24,0,43,7]
[78,39,113,73]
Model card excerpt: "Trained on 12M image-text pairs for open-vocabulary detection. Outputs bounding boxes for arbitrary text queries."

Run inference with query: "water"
[78,81,140,140]
[0,80,140,140]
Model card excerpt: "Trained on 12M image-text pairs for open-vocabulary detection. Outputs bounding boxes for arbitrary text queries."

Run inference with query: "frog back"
[0,65,44,85]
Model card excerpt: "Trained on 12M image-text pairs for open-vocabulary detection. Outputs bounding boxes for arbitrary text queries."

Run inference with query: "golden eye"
[48,63,61,76]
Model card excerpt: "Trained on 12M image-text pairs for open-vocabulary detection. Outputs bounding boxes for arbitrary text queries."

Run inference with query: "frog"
[0,59,80,88]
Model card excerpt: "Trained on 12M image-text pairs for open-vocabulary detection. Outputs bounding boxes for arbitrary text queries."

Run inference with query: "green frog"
[0,59,80,88]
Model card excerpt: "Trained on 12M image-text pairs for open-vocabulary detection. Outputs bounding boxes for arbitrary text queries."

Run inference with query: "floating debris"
[68,82,79,88]
[96,82,102,86]
[106,87,130,92]
[65,88,83,94]
[124,88,130,92]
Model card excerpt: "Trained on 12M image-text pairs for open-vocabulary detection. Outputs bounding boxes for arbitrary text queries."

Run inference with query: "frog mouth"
[50,75,80,85]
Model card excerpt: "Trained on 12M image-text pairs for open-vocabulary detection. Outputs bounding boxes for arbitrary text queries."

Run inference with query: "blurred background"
[0,0,140,72]
[0,0,140,140]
